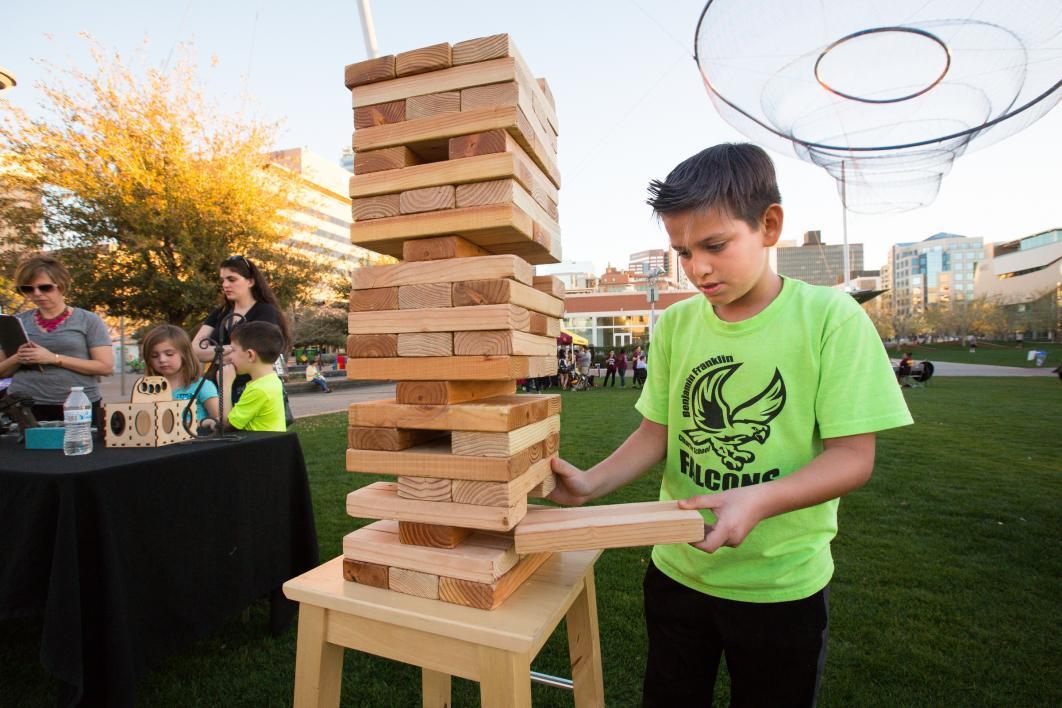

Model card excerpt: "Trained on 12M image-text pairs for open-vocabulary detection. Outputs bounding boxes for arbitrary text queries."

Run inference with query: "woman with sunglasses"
[191,255,291,407]
[0,254,114,426]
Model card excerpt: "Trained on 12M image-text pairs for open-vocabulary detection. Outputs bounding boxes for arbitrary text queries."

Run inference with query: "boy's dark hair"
[647,143,781,228]
[231,321,284,364]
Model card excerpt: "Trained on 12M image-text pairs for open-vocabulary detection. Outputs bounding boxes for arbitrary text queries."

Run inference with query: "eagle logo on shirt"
[679,362,786,471]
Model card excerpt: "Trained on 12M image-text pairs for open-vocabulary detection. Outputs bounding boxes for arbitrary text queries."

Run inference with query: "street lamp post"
[646,267,665,344]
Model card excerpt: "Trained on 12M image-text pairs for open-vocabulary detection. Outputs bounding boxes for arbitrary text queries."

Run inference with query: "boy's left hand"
[678,486,767,553]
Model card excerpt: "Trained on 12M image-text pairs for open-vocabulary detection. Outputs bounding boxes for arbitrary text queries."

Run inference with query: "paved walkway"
[891,360,1055,377]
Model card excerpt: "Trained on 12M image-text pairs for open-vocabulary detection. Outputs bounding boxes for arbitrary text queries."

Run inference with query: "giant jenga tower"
[340,34,565,610]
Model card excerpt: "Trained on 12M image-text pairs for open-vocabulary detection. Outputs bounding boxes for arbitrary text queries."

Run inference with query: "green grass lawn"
[886,340,1060,368]
[3,379,1060,706]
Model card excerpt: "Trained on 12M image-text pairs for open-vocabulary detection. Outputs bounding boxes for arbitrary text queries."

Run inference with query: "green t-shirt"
[228,373,286,432]
[635,277,913,602]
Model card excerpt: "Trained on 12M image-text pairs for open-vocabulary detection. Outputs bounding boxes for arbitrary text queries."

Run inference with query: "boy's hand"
[678,486,767,553]
[547,457,594,506]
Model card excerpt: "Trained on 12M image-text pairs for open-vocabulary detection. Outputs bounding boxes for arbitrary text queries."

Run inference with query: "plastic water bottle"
[63,386,93,456]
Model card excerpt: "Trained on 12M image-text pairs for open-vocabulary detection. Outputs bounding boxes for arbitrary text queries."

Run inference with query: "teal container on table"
[25,425,66,450]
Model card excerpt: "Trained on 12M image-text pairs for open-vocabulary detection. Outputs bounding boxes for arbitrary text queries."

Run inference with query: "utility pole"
[357,0,380,59]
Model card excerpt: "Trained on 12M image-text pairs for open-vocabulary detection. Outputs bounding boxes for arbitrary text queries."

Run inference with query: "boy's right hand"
[547,457,594,506]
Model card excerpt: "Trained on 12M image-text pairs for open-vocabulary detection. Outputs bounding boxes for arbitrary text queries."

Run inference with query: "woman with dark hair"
[191,255,291,404]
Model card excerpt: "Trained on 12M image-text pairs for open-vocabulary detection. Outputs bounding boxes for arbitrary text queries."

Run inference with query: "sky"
[3,0,1060,274]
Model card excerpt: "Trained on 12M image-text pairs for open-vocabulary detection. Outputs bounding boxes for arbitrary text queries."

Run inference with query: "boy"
[225,321,287,432]
[549,144,912,706]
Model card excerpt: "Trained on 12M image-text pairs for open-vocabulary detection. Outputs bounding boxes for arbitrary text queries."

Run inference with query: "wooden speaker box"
[105,400,193,448]
[130,376,175,403]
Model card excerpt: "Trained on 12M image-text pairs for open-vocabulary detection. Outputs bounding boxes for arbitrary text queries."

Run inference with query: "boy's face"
[663,204,782,320]
[229,340,256,374]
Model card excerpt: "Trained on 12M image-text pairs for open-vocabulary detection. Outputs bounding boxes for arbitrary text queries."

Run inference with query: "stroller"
[569,368,590,391]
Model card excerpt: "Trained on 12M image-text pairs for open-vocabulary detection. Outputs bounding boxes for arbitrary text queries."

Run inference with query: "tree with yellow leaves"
[0,38,343,327]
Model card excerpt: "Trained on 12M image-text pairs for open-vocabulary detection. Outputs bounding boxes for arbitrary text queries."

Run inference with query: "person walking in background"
[617,350,629,387]
[634,350,648,388]
[603,350,617,387]
[558,350,571,390]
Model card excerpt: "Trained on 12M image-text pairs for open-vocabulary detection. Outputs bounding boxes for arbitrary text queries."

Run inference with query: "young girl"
[141,325,220,427]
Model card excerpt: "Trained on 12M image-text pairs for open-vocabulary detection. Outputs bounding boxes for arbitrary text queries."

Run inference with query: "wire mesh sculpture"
[695,1,1062,214]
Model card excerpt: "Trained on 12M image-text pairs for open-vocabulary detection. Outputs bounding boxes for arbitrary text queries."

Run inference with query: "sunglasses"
[223,254,252,269]
[18,284,57,294]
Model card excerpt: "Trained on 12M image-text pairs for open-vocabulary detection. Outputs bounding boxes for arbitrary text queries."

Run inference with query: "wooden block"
[399,185,456,215]
[528,312,561,338]
[389,566,440,599]
[532,275,565,299]
[438,552,551,610]
[395,42,452,78]
[455,179,513,208]
[452,34,513,66]
[347,442,536,482]
[346,481,527,532]
[537,77,555,107]
[352,254,532,290]
[345,520,517,582]
[452,278,564,317]
[349,286,399,312]
[398,522,472,549]
[529,471,556,499]
[353,100,406,129]
[461,82,519,111]
[402,235,489,262]
[352,57,516,108]
[347,303,530,335]
[344,55,396,88]
[453,330,557,356]
[448,130,509,159]
[346,334,399,358]
[351,194,401,221]
[398,282,453,309]
[346,355,555,381]
[452,415,561,458]
[348,394,557,432]
[350,202,529,254]
[342,558,389,588]
[397,476,452,501]
[513,501,707,554]
[353,146,420,175]
[451,456,554,507]
[397,332,453,357]
[396,379,516,405]
[405,91,460,120]
[542,430,560,456]
[348,426,443,451]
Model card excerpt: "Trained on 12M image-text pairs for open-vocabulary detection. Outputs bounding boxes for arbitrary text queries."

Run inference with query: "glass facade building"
[885,233,984,317]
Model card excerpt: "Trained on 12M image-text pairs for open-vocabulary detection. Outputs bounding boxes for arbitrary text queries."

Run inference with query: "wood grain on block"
[345,520,518,582]
[395,379,516,405]
[348,426,443,451]
[402,235,488,262]
[344,55,396,88]
[532,275,565,299]
[347,303,530,335]
[397,476,452,502]
[452,415,561,458]
[353,146,420,175]
[395,42,452,77]
[346,481,527,531]
[398,282,452,309]
[461,82,519,111]
[448,130,509,159]
[398,521,472,549]
[453,330,557,356]
[397,332,453,357]
[352,57,517,107]
[349,286,399,312]
[531,91,554,141]
[345,355,555,381]
[438,552,551,610]
[354,100,406,129]
[542,430,560,456]
[529,471,556,499]
[537,77,556,108]
[399,185,456,215]
[346,334,398,358]
[342,558,389,588]
[352,254,532,289]
[452,278,564,317]
[513,501,707,554]
[528,312,561,338]
[389,566,440,599]
[405,91,460,120]
[451,456,554,507]
[351,194,401,221]
[452,34,513,66]
[347,442,536,481]
[455,179,513,208]
[348,393,557,432]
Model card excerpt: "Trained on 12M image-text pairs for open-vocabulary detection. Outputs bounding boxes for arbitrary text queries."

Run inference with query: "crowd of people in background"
[525,344,650,392]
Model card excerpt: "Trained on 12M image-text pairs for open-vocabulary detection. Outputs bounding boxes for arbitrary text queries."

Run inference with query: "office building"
[973,227,1060,337]
[774,230,863,287]
[884,232,984,318]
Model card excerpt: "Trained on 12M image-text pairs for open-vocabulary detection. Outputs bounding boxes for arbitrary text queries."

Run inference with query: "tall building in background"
[884,232,984,318]
[339,146,354,173]
[774,230,863,287]
[534,260,598,293]
[973,227,1060,336]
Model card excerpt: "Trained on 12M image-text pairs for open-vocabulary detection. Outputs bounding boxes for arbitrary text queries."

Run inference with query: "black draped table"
[0,431,319,707]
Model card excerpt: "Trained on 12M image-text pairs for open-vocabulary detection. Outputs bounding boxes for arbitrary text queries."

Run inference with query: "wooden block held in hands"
[346,334,399,358]
[451,456,554,507]
[402,235,489,262]
[344,55,396,88]
[396,42,452,77]
[397,332,453,357]
[398,282,453,309]
[396,379,515,405]
[352,194,401,221]
[354,100,406,129]
[513,501,707,554]
[399,185,456,215]
[398,522,472,549]
[354,146,420,175]
[452,415,561,458]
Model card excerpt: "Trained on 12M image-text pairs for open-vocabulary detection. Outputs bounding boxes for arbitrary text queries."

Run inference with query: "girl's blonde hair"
[141,325,201,388]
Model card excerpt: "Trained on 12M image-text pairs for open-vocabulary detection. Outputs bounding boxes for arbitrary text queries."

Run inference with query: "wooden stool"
[284,551,604,707]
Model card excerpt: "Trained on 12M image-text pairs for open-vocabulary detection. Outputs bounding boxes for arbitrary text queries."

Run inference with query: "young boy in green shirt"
[549,143,912,706]
[224,321,287,432]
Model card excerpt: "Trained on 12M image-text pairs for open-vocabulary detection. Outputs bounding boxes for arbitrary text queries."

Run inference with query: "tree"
[291,305,349,349]
[0,38,343,327]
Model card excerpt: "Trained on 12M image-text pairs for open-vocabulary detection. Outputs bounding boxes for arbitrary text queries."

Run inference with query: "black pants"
[642,561,828,708]
[603,369,616,386]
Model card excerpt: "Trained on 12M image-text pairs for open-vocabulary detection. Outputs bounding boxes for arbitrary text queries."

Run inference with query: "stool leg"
[566,570,605,707]
[478,647,531,708]
[293,605,343,708]
[422,668,451,708]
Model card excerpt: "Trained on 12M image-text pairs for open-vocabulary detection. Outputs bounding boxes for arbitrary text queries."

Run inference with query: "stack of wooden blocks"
[341,34,566,610]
